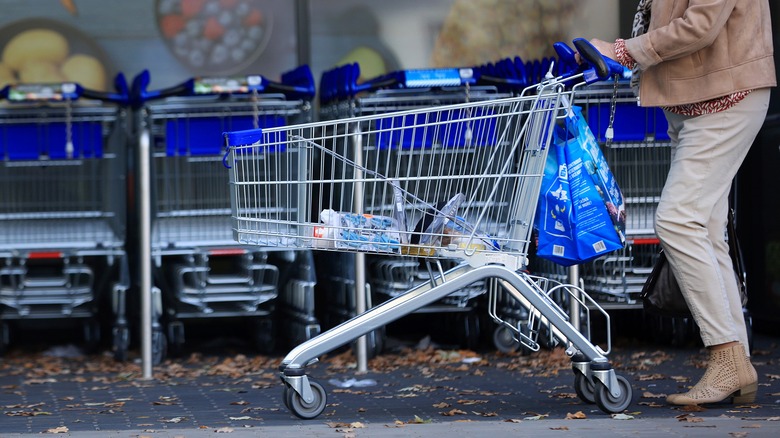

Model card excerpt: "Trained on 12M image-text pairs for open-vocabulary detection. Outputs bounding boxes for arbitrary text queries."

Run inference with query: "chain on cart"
[0,80,131,358]
[131,66,319,363]
[224,39,635,419]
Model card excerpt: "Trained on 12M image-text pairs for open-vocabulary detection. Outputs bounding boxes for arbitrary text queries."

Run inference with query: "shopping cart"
[132,66,318,361]
[0,79,131,359]
[224,40,634,418]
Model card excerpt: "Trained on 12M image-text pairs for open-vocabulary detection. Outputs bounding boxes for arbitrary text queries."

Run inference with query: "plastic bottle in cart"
[318,209,401,253]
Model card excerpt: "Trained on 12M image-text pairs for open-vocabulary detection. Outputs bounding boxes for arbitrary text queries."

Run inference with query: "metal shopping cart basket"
[318,64,527,353]
[133,66,318,361]
[0,80,131,358]
[224,40,635,418]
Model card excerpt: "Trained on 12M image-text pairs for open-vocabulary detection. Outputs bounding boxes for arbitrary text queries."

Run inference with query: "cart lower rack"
[224,77,633,417]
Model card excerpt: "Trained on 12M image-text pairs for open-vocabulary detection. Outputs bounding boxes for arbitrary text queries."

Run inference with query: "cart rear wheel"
[0,323,8,355]
[574,371,596,404]
[493,325,519,354]
[594,375,632,414]
[286,380,327,420]
[83,319,101,353]
[152,330,167,365]
[112,325,129,362]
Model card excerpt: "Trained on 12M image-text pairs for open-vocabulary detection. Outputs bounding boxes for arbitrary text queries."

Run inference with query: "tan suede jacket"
[624,0,776,107]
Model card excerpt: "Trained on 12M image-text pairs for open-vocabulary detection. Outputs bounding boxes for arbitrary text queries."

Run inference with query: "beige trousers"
[658,88,770,352]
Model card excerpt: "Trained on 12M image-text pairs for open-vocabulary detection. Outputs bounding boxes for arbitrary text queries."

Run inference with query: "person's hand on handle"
[575,38,618,64]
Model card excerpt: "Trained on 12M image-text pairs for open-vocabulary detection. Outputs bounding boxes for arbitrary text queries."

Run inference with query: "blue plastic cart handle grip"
[572,38,630,84]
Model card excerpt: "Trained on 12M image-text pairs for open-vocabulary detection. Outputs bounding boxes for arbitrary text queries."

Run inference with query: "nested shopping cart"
[318,63,529,353]
[224,40,635,418]
[133,66,318,362]
[0,80,131,358]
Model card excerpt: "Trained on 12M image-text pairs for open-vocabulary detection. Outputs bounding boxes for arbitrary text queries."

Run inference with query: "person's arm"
[625,0,738,69]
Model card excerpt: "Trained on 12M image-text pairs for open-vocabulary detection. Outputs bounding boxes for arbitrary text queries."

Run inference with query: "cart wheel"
[253,318,276,355]
[152,330,167,366]
[112,325,129,362]
[574,371,596,404]
[0,322,8,355]
[286,380,327,420]
[367,328,385,358]
[351,328,385,359]
[493,325,519,354]
[83,319,101,353]
[459,313,481,350]
[594,375,633,414]
[671,317,691,347]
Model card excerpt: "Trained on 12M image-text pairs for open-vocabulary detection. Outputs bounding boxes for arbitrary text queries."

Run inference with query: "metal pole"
[351,125,368,373]
[568,265,581,335]
[139,124,153,379]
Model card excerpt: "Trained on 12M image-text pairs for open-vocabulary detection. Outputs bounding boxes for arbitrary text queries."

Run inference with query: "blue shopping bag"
[535,106,626,266]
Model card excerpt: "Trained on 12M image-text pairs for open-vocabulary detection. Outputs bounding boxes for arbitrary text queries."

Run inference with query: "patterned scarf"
[630,0,652,94]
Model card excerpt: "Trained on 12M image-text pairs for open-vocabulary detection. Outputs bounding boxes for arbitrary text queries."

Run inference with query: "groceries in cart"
[407,193,500,255]
[315,209,402,254]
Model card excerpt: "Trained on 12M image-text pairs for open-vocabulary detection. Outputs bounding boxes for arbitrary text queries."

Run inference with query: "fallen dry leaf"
[565,411,587,419]
[215,427,234,433]
[440,408,467,416]
[641,391,666,399]
[473,411,498,417]
[45,426,68,434]
[636,373,666,381]
[550,426,569,430]
[457,399,488,405]
[676,414,704,423]
[728,433,748,438]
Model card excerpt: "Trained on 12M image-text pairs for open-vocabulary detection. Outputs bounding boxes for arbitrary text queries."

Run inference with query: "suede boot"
[667,343,757,406]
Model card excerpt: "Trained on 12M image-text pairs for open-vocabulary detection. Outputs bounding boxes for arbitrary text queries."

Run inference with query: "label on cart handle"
[193,76,262,94]
[7,83,79,102]
[403,68,472,88]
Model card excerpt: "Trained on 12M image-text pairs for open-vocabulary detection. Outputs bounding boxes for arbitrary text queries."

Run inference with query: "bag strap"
[727,207,748,303]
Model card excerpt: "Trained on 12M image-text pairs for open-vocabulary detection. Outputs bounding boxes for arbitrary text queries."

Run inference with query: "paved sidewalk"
[1,324,779,437]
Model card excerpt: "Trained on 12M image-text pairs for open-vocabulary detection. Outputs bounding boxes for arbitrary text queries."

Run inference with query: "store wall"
[307,0,619,83]
[0,0,619,92]
[0,0,298,90]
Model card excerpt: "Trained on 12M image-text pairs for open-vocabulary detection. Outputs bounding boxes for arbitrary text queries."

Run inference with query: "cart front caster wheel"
[574,371,596,404]
[493,325,519,354]
[594,375,633,414]
[286,380,327,420]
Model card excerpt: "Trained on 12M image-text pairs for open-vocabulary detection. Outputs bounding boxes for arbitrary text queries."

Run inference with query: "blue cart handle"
[572,38,630,84]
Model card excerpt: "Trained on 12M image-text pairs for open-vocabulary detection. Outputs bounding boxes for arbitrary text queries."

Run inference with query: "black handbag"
[640,208,747,318]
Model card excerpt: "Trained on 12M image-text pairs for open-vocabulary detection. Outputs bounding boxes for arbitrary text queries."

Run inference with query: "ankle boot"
[667,343,757,406]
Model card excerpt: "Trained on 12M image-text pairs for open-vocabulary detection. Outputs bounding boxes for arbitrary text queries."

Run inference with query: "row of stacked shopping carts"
[0,43,675,362]
[0,67,321,362]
